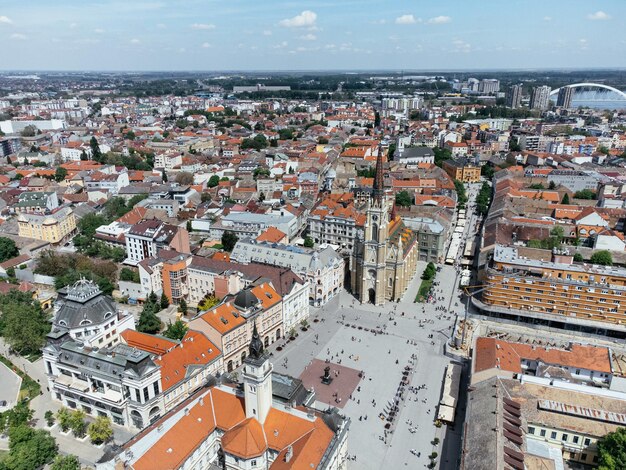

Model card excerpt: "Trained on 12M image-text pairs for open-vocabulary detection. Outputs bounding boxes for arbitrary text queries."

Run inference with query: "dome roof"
[234,289,258,310]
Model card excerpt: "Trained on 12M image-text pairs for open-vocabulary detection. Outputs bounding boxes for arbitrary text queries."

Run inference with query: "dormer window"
[79,320,92,326]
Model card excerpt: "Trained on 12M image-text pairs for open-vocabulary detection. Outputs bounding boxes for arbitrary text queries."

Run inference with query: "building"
[479,245,626,336]
[96,330,349,470]
[350,150,419,305]
[0,137,21,157]
[478,79,500,94]
[61,146,92,162]
[394,146,435,166]
[557,86,574,108]
[308,194,365,252]
[462,336,626,469]
[125,219,190,266]
[15,191,59,214]
[209,211,299,241]
[402,216,448,262]
[17,206,76,244]
[189,283,283,372]
[443,159,481,184]
[530,86,552,111]
[506,84,523,109]
[231,239,344,306]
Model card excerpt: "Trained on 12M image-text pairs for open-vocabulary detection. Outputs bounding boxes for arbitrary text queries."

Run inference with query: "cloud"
[201,42,211,48]
[273,41,288,49]
[280,10,317,28]
[191,23,215,30]
[179,47,186,53]
[299,33,316,41]
[130,38,140,44]
[94,28,105,33]
[262,30,272,36]
[452,39,471,53]
[10,33,26,40]
[156,23,166,29]
[0,16,12,24]
[428,16,451,24]
[543,16,552,21]
[587,11,610,20]
[395,14,417,25]
[69,22,77,29]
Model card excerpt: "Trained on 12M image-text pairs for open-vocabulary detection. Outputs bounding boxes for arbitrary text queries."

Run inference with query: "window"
[540,429,546,437]
[573,436,579,444]
[562,434,568,442]
[153,382,159,395]
[143,387,150,402]
[251,460,257,467]
[581,453,587,461]
[551,431,557,439]
[584,438,591,446]
[528,426,535,435]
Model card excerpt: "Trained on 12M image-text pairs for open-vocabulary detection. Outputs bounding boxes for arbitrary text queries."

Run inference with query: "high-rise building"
[506,84,523,109]
[557,86,574,108]
[478,79,500,94]
[530,85,551,110]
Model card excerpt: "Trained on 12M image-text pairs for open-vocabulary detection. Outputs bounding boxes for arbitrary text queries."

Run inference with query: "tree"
[137,298,161,334]
[56,408,71,433]
[80,150,88,161]
[90,136,103,163]
[44,410,55,428]
[163,320,188,341]
[2,401,33,430]
[548,180,556,190]
[125,130,136,140]
[160,292,170,309]
[87,415,113,445]
[119,267,140,283]
[20,125,37,137]
[561,193,570,204]
[597,427,626,470]
[162,169,168,182]
[175,172,194,185]
[55,166,68,182]
[374,111,381,128]
[574,189,596,200]
[303,237,314,248]
[253,167,271,180]
[197,294,220,311]
[51,454,81,470]
[590,250,613,266]
[207,175,220,188]
[179,298,188,316]
[573,253,584,262]
[4,425,58,470]
[201,192,212,203]
[221,231,238,252]
[0,237,19,262]
[318,137,329,144]
[395,190,413,207]
[68,409,86,438]
[0,291,50,355]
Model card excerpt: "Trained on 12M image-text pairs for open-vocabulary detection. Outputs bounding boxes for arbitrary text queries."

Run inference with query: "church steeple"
[243,322,273,423]
[373,141,384,204]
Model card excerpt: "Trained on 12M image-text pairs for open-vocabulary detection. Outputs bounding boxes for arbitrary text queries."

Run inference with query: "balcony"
[54,376,123,404]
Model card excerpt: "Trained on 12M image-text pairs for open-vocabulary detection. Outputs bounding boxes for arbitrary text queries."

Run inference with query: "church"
[350,147,419,305]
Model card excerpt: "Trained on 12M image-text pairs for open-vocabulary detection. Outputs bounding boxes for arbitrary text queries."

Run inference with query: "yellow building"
[481,245,626,334]
[443,159,481,183]
[17,207,76,244]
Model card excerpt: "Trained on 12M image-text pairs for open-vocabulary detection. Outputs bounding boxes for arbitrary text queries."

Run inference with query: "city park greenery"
[597,427,626,470]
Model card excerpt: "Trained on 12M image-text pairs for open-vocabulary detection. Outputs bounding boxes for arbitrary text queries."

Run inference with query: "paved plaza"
[0,360,21,411]
[299,359,362,409]
[268,261,467,470]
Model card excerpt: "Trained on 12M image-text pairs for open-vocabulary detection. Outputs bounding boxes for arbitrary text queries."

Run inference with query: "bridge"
[549,83,626,102]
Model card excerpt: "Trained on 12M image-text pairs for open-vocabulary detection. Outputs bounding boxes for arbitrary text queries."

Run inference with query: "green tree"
[0,291,50,355]
[253,167,271,180]
[163,319,188,341]
[178,298,188,316]
[2,401,34,430]
[68,410,86,438]
[561,193,570,204]
[44,410,55,427]
[137,297,161,334]
[78,214,107,238]
[90,136,103,163]
[221,231,238,252]
[87,415,113,445]
[4,425,58,470]
[56,408,71,433]
[119,267,140,283]
[125,130,136,140]
[207,175,220,188]
[590,250,613,266]
[160,292,170,309]
[573,253,584,262]
[54,167,68,182]
[548,180,556,190]
[574,189,596,200]
[597,427,626,470]
[0,237,19,262]
[51,454,81,470]
[395,190,413,207]
[454,180,468,208]
[303,237,314,248]
[80,150,88,161]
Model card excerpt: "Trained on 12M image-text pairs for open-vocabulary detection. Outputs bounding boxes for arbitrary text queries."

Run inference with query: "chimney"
[200,397,204,406]
[285,446,293,463]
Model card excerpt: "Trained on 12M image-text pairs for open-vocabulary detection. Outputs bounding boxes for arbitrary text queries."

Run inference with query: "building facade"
[17,206,76,244]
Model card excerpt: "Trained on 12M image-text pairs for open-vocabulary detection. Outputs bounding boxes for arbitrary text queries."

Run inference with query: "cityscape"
[0,2,626,470]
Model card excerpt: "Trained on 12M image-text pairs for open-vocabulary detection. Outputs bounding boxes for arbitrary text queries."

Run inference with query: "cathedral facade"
[350,148,419,305]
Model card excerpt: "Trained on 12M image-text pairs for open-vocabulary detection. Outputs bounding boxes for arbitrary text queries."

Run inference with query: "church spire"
[373,140,384,204]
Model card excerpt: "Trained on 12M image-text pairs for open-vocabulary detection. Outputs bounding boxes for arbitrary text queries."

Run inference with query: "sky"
[0,0,625,71]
